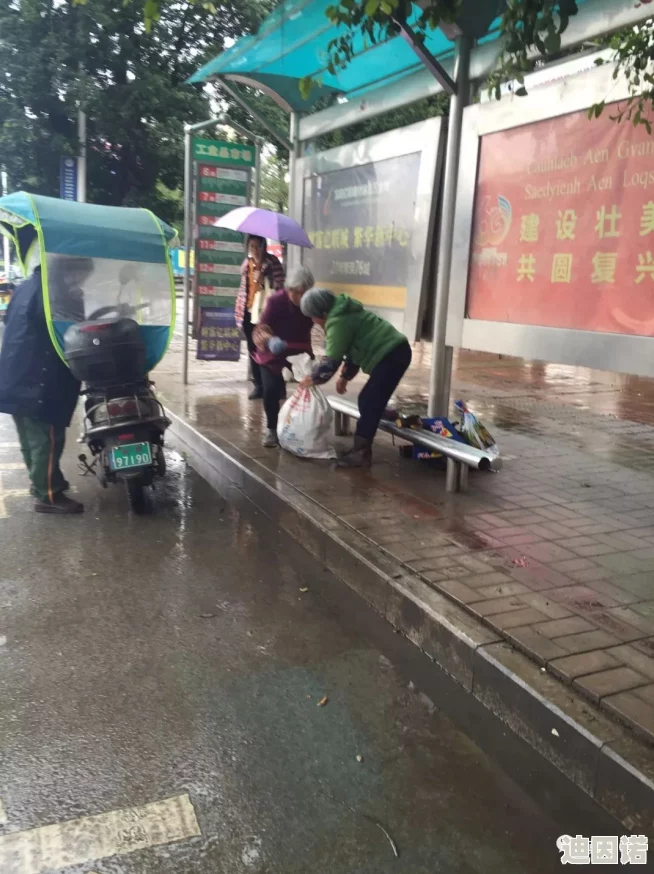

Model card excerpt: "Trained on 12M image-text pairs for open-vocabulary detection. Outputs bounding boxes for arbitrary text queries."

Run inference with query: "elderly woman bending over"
[299,288,411,467]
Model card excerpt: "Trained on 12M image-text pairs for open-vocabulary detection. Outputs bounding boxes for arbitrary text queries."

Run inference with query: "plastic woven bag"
[454,399,500,459]
[277,355,337,459]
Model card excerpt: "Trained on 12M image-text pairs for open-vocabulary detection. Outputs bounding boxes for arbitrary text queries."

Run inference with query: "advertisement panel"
[196,307,241,361]
[302,153,421,312]
[468,102,654,337]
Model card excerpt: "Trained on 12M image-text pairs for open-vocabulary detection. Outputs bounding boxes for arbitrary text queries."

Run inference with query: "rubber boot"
[336,436,373,468]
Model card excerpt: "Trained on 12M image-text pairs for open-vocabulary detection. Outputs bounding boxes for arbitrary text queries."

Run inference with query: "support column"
[427,35,471,417]
[182,125,194,386]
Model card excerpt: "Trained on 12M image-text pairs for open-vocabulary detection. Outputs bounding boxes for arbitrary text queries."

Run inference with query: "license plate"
[110,442,152,471]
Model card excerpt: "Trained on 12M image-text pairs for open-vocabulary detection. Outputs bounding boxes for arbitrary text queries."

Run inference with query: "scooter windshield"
[0,193,176,373]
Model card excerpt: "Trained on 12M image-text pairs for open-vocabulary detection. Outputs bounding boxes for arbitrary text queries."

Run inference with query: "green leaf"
[298,76,313,101]
[515,86,527,97]
[364,0,380,16]
[380,0,393,14]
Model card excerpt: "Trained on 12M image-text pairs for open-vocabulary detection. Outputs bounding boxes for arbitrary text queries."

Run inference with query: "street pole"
[78,106,87,203]
[253,140,262,207]
[182,125,194,386]
[1,168,10,275]
[427,35,471,417]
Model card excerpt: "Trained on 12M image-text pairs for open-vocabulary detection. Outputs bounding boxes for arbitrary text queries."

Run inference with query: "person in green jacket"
[300,288,412,467]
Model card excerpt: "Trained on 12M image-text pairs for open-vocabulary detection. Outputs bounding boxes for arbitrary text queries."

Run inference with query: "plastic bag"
[454,400,500,459]
[277,354,337,459]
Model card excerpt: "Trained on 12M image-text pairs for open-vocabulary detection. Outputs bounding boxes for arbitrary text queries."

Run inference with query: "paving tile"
[473,581,530,600]
[605,644,654,680]
[595,552,653,575]
[486,607,549,631]
[631,599,654,620]
[551,557,599,574]
[632,637,654,658]
[633,684,654,706]
[586,579,642,606]
[549,649,622,682]
[436,579,480,605]
[555,629,621,655]
[547,585,618,612]
[458,571,515,589]
[504,625,568,665]
[532,617,595,639]
[522,542,578,563]
[468,595,525,616]
[602,690,654,743]
[574,668,649,703]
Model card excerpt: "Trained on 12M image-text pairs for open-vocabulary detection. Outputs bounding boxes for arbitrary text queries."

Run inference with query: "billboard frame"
[291,116,445,341]
[444,61,654,378]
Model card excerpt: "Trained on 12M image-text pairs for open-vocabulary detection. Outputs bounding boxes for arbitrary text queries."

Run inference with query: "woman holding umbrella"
[235,235,285,400]
[216,208,314,401]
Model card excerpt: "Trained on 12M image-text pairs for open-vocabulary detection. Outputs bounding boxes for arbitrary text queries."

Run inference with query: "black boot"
[336,436,373,468]
[35,493,84,514]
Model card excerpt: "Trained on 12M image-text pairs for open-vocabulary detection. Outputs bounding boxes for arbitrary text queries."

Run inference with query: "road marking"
[0,799,7,826]
[0,793,201,873]
[0,463,26,470]
[0,443,20,449]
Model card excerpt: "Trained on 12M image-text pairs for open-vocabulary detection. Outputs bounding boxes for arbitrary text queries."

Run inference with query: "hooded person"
[300,289,411,468]
[0,256,94,513]
[252,265,315,447]
[235,234,286,400]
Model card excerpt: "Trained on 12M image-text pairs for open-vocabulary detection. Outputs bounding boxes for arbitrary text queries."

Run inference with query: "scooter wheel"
[126,480,148,514]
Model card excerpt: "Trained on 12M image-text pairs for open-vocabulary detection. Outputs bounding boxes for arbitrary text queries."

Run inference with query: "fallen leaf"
[356,754,363,763]
[512,557,530,568]
[299,587,309,593]
[200,613,218,619]
[551,728,560,737]
[317,696,328,707]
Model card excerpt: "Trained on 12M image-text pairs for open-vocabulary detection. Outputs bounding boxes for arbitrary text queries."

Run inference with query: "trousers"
[13,415,68,503]
[242,310,262,389]
[261,366,286,431]
[356,341,412,441]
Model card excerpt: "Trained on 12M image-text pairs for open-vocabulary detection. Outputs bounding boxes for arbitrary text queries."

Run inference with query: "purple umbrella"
[213,207,314,248]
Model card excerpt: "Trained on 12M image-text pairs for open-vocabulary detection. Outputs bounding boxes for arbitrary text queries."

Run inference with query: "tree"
[258,152,289,213]
[0,0,270,223]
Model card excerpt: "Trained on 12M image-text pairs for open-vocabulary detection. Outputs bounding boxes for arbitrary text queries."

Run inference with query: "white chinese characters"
[557,835,648,865]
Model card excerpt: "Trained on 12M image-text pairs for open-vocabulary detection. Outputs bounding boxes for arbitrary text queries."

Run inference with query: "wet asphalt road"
[0,414,619,874]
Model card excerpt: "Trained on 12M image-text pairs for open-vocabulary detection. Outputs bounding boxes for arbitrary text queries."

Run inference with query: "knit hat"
[300,287,336,318]
[287,265,314,292]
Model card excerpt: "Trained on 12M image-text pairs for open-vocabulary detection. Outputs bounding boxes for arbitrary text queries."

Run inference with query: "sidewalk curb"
[168,411,654,833]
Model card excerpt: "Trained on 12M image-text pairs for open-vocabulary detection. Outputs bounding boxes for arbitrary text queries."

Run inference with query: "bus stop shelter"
[186,0,654,412]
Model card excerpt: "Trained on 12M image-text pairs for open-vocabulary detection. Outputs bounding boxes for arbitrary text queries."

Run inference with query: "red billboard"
[467,103,654,336]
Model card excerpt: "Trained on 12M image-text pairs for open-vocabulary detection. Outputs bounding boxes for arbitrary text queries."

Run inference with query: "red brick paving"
[158,334,654,743]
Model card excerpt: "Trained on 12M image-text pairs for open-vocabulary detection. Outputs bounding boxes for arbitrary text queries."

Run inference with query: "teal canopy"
[189,0,595,111]
[188,0,503,109]
[0,193,177,372]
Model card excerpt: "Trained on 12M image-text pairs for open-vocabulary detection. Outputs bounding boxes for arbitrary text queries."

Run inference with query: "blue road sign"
[60,157,78,201]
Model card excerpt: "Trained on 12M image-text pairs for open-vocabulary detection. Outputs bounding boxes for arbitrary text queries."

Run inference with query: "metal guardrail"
[328,396,501,493]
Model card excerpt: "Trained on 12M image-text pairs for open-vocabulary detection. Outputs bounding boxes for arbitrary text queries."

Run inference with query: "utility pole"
[1,168,10,274]
[78,62,87,203]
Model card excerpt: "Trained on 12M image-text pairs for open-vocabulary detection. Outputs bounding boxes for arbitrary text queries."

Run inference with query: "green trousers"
[13,415,68,503]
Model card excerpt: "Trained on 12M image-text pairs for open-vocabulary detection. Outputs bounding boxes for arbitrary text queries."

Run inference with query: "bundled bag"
[277,355,337,459]
[454,399,500,459]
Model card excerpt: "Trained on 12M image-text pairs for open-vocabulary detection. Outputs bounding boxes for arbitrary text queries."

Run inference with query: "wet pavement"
[154,331,654,746]
[0,413,620,873]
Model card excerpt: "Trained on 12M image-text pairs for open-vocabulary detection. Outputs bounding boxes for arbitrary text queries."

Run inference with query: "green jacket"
[324,294,406,374]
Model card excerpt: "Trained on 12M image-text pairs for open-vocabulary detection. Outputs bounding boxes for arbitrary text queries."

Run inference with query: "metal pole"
[182,126,193,386]
[77,107,87,203]
[427,35,471,417]
[215,79,292,152]
[1,168,9,275]
[253,140,262,207]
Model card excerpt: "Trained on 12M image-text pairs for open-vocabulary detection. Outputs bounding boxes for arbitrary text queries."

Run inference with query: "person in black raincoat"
[0,259,91,513]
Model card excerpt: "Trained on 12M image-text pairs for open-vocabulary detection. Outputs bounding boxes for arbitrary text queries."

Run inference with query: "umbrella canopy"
[215,207,313,248]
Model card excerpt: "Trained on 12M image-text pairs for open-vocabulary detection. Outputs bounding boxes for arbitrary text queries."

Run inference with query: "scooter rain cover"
[0,192,177,373]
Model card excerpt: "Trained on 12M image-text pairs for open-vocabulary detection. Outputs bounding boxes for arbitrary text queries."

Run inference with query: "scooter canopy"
[0,192,178,372]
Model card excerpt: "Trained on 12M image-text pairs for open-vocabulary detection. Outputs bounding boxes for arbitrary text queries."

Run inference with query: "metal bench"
[328,396,501,493]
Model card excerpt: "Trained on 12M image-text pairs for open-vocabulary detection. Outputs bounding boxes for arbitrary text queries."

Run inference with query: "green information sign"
[192,140,253,326]
[192,137,255,167]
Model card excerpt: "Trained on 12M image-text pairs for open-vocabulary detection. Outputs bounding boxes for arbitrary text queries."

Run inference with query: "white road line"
[0,799,7,826]
[0,793,201,873]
